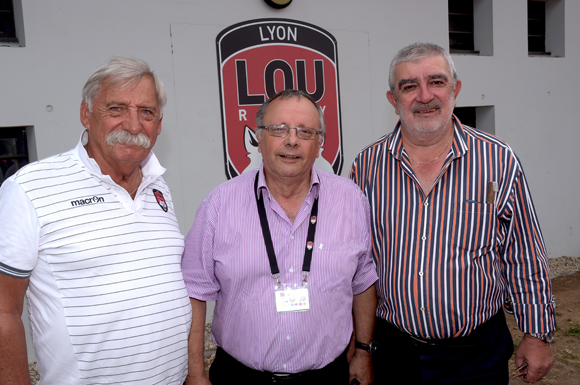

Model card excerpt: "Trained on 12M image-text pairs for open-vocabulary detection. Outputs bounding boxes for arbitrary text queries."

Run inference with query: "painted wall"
[2,0,578,363]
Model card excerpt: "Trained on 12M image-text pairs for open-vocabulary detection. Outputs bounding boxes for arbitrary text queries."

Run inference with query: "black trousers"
[209,346,349,385]
[372,311,514,385]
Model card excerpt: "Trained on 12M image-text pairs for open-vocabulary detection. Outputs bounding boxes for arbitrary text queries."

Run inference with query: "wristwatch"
[355,340,378,354]
[529,331,554,343]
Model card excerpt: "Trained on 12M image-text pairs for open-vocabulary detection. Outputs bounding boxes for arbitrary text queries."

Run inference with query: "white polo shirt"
[0,132,191,384]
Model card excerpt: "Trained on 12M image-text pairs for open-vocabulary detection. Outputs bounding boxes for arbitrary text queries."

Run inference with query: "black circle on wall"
[264,0,293,9]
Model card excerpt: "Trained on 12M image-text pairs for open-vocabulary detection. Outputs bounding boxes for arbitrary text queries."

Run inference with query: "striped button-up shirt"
[182,166,378,372]
[350,118,555,339]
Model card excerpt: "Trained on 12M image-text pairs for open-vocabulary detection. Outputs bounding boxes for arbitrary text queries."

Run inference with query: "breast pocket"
[449,201,498,259]
[311,249,359,293]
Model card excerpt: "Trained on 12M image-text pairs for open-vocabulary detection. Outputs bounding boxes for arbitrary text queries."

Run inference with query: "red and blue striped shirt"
[350,118,556,339]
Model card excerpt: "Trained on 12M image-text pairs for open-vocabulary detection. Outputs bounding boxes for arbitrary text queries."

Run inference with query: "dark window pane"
[0,127,29,185]
[453,107,476,129]
[529,36,545,53]
[449,0,473,15]
[449,0,474,52]
[449,14,474,33]
[528,0,546,54]
[0,0,16,41]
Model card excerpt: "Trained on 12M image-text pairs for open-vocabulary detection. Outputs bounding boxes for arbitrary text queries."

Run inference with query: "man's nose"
[123,107,142,133]
[285,127,300,145]
[416,84,434,103]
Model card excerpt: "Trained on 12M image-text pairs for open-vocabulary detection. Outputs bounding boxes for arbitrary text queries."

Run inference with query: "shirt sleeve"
[350,184,378,296]
[181,190,221,301]
[349,154,364,193]
[499,162,556,334]
[0,178,40,278]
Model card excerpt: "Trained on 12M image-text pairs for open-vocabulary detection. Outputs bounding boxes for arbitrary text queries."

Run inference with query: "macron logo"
[71,196,105,207]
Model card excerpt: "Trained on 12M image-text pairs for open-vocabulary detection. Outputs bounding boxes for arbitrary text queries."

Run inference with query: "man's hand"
[350,285,377,385]
[0,274,31,385]
[186,299,212,385]
[514,333,553,383]
[349,350,373,385]
[184,373,212,385]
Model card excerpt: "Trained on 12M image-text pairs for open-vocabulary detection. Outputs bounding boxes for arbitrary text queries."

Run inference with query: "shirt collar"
[256,164,321,201]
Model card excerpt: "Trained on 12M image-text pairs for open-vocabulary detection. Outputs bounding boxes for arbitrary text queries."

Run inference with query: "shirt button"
[426,336,431,339]
[424,201,429,206]
[420,307,425,312]
[290,235,294,240]
[419,271,424,276]
[286,335,291,340]
[289,267,294,273]
[283,364,287,369]
[422,236,426,241]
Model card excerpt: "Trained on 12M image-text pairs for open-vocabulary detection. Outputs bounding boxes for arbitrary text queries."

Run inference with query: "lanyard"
[254,172,319,285]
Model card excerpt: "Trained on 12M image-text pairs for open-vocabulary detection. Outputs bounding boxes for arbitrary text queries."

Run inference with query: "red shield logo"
[153,189,168,212]
[217,18,344,179]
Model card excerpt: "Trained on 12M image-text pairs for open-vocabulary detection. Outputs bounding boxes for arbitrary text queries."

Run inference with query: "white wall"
[2,0,579,362]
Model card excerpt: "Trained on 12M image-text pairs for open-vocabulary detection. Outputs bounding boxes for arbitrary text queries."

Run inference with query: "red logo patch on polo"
[153,189,168,212]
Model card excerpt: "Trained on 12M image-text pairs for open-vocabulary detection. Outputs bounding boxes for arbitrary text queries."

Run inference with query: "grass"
[565,324,580,338]
[563,353,579,360]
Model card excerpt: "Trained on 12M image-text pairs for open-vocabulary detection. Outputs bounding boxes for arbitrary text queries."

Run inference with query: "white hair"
[81,57,167,113]
[388,42,458,93]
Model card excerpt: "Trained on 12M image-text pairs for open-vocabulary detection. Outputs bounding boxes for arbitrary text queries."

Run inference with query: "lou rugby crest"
[153,189,168,212]
[216,18,344,179]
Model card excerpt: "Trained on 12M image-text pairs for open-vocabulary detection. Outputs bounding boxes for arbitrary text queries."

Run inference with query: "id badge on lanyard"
[254,173,318,314]
[274,284,311,313]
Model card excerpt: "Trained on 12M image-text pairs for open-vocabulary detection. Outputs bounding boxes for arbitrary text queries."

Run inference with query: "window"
[528,0,547,54]
[0,0,17,42]
[0,0,24,46]
[453,107,476,128]
[528,0,565,57]
[0,127,32,186]
[449,0,493,56]
[449,0,475,53]
[453,106,495,135]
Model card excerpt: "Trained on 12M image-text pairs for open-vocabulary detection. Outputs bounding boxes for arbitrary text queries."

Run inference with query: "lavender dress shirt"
[181,166,377,373]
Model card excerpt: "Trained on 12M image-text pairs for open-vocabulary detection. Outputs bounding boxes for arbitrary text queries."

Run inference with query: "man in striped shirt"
[350,43,555,384]
[0,57,191,384]
[182,90,378,385]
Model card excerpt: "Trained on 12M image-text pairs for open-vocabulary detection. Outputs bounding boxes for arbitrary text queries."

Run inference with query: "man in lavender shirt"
[181,89,378,385]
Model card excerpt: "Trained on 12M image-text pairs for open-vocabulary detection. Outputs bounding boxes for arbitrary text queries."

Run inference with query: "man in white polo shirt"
[0,57,191,384]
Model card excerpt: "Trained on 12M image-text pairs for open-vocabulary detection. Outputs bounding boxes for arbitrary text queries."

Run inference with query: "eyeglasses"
[258,124,322,140]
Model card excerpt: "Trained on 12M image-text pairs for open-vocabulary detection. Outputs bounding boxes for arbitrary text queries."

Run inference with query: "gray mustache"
[106,130,151,149]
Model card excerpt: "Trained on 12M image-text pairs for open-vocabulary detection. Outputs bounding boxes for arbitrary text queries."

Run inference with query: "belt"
[380,310,506,348]
[270,372,305,382]
[214,345,348,383]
